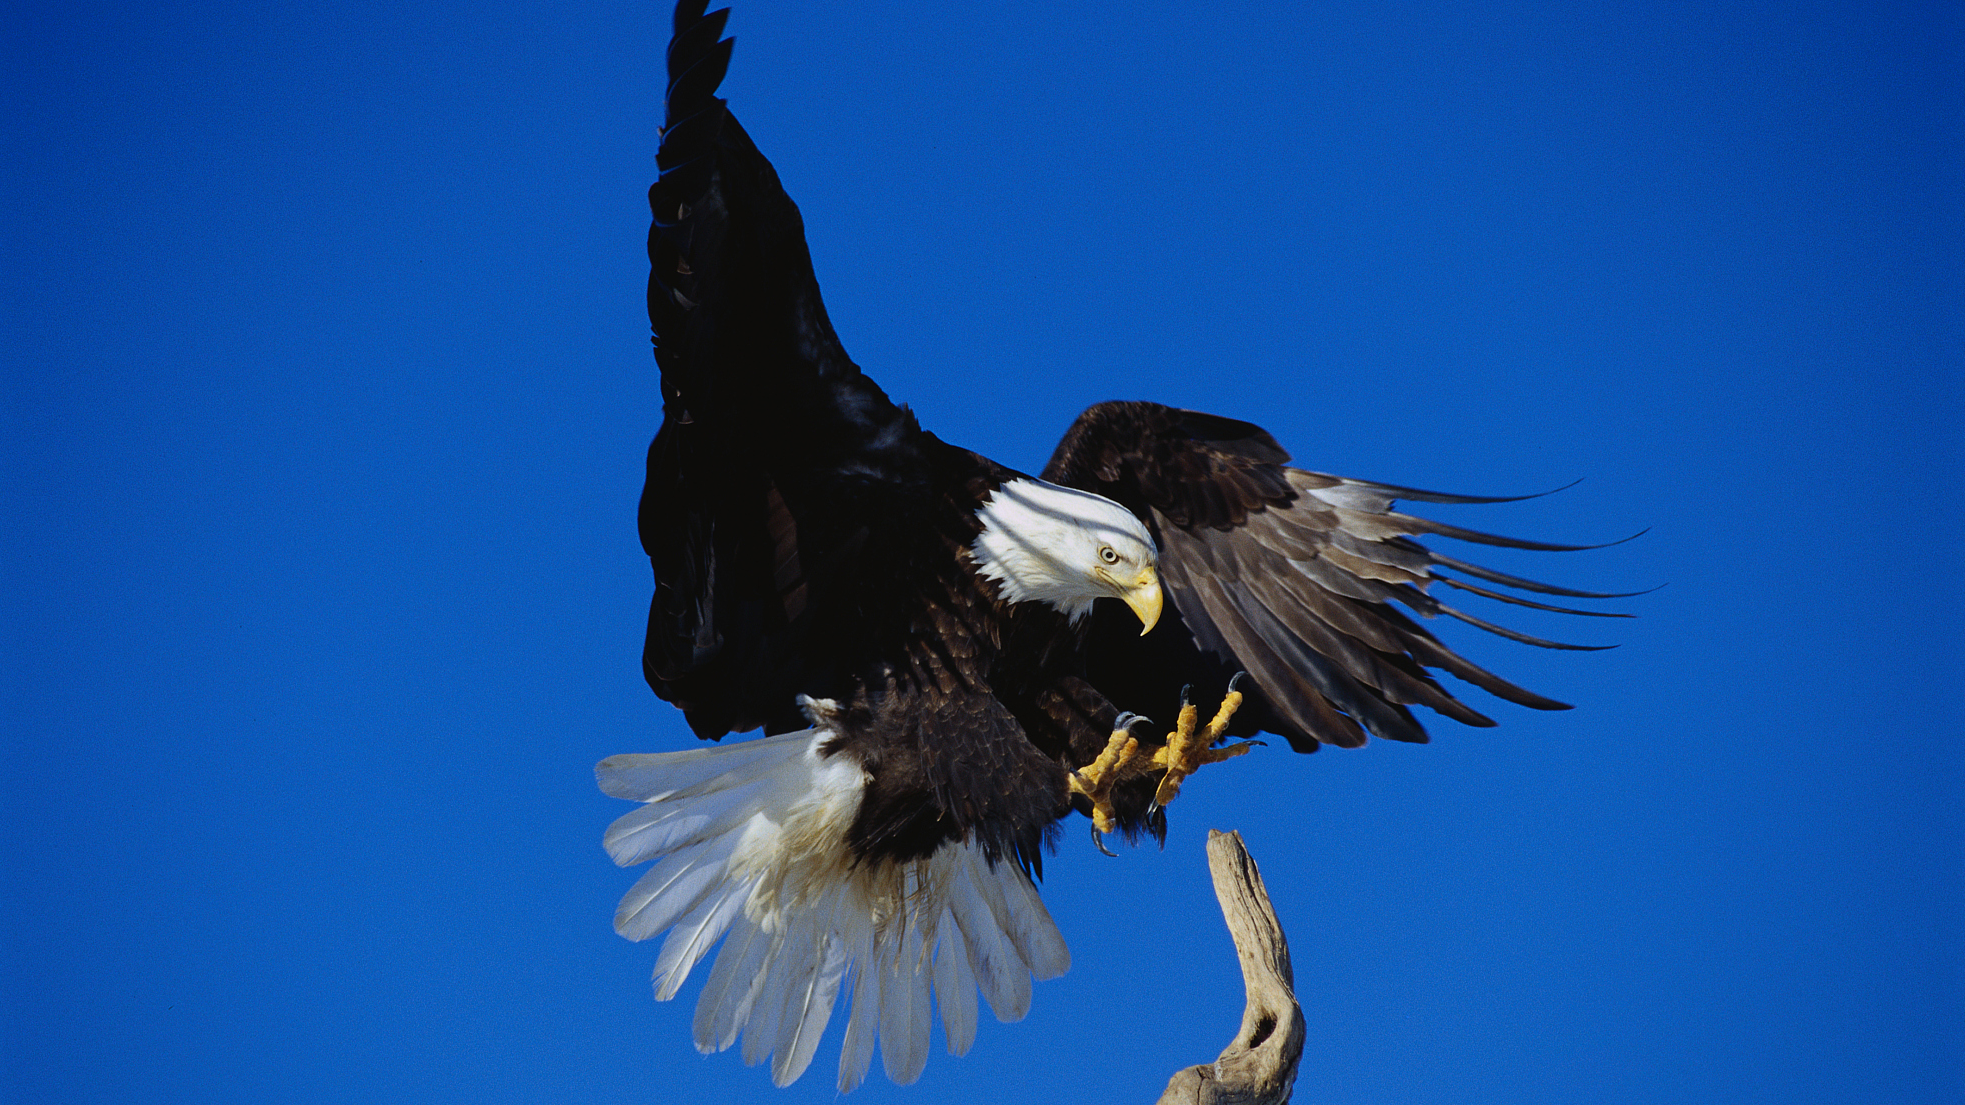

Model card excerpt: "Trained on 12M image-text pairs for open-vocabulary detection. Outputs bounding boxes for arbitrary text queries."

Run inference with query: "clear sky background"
[7,2,1960,1102]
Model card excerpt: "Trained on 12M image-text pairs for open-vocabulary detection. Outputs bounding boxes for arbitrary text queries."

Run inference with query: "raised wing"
[646,3,871,417]
[1044,401,1632,752]
[641,3,953,738]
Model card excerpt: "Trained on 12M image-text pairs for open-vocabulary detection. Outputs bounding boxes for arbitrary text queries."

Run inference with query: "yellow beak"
[1123,568,1163,635]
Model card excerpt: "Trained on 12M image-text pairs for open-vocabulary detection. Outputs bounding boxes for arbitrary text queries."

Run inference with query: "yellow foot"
[1150,675,1260,811]
[1068,713,1155,851]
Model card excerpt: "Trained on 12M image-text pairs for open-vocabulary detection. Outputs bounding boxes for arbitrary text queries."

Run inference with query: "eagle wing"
[642,2,971,740]
[1043,401,1630,752]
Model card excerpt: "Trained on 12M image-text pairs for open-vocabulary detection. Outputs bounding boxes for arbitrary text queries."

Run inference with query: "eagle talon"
[1150,674,1256,810]
[1068,716,1159,847]
[1090,824,1119,858]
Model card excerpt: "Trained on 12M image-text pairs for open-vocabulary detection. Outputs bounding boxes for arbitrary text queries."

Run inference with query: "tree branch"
[1154,830,1305,1105]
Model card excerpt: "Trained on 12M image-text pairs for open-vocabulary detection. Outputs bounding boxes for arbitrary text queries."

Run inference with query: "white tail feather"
[693,914,771,1051]
[771,887,851,1086]
[836,939,884,1093]
[740,927,800,1067]
[597,730,812,801]
[932,905,979,1056]
[654,887,746,1001]
[603,774,774,867]
[878,866,933,1085]
[599,726,1071,1090]
[946,853,1033,1021]
[996,853,1072,981]
[612,832,741,942]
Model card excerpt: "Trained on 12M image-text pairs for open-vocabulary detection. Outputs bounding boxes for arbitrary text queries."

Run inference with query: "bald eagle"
[600,2,1627,1091]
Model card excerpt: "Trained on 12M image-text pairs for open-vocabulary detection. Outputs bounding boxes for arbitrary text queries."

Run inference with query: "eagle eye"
[1098,545,1120,565]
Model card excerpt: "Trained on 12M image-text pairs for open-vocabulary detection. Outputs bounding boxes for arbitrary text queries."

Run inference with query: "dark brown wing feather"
[638,5,1067,869]
[642,3,948,739]
[1044,401,1626,753]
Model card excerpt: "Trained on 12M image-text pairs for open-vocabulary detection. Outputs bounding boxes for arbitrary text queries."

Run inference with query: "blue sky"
[6,1,1960,1102]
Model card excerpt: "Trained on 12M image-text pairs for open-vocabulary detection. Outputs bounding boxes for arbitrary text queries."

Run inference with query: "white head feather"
[968,478,1162,628]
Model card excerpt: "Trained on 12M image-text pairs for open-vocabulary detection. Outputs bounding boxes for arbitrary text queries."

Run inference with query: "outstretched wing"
[641,3,963,739]
[1043,401,1631,752]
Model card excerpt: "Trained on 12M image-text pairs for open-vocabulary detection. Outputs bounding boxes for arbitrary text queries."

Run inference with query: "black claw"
[1179,684,1194,708]
[1113,712,1151,733]
[1091,824,1118,858]
[1227,672,1248,694]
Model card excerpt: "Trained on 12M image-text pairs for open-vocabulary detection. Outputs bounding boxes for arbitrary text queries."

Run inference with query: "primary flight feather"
[602,2,1628,1090]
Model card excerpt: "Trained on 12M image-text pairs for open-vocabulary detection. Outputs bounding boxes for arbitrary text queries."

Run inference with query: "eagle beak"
[1124,569,1163,635]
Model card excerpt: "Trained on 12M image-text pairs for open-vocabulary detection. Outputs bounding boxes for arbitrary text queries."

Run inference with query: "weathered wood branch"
[1154,830,1306,1105]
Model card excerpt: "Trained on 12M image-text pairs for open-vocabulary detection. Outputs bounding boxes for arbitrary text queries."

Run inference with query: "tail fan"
[598,727,1070,1090]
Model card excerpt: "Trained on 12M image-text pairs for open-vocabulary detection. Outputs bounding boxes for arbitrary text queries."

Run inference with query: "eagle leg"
[1068,712,1152,847]
[1149,675,1260,813]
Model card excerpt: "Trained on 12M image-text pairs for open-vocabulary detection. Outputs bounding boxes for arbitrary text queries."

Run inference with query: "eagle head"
[969,478,1162,632]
